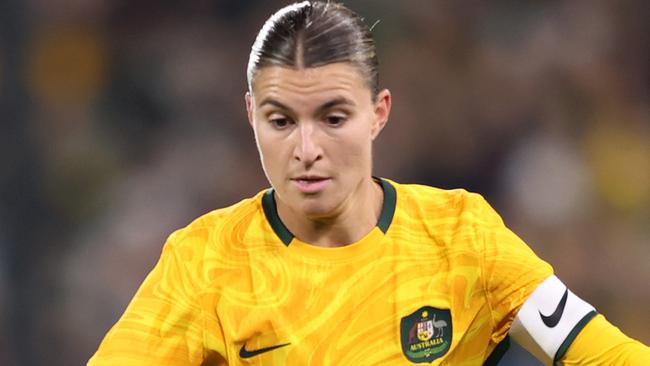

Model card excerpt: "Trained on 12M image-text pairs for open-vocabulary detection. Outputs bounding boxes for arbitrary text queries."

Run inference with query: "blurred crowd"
[0,1,648,365]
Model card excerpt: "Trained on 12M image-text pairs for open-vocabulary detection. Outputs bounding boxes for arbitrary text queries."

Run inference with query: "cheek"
[332,130,373,167]
[256,129,288,173]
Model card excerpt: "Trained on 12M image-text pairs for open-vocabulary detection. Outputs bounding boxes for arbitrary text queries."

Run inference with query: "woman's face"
[246,62,390,219]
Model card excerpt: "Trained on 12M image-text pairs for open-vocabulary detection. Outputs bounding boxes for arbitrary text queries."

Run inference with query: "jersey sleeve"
[472,194,554,344]
[88,230,228,366]
[561,314,650,365]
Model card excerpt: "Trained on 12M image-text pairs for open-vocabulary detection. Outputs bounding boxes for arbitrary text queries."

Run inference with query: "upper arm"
[510,277,650,366]
[88,233,227,365]
[509,275,596,365]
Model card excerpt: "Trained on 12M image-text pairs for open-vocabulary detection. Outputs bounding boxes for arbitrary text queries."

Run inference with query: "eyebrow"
[259,97,356,114]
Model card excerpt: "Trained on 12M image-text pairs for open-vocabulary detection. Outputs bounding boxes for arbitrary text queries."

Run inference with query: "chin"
[296,197,338,220]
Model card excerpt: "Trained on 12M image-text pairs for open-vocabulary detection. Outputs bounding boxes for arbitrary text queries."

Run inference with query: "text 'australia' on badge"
[400,306,452,363]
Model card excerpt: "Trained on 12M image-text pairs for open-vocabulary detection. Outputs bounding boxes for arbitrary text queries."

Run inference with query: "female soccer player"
[89,2,649,365]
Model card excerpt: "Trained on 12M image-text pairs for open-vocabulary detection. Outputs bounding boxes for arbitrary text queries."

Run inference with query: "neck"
[277,178,384,248]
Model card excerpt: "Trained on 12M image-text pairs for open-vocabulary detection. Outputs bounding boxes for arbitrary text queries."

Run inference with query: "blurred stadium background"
[1,0,648,365]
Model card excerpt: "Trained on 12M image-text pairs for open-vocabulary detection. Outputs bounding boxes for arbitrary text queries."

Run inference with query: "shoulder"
[165,189,267,252]
[387,178,500,226]
[140,190,269,293]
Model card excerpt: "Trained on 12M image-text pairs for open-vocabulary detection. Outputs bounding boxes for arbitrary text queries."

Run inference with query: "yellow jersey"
[88,178,554,365]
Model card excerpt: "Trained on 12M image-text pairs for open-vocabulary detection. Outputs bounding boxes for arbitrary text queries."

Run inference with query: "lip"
[291,176,331,194]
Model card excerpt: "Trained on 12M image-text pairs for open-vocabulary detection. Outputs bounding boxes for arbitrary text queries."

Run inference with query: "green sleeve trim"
[482,335,511,366]
[376,177,396,234]
[554,310,598,363]
[261,189,294,246]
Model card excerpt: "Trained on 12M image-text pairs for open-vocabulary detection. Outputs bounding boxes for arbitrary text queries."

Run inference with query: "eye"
[269,117,293,129]
[325,114,347,126]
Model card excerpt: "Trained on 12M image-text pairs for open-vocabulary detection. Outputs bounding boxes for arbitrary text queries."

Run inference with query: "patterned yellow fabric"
[562,314,650,365]
[88,178,553,365]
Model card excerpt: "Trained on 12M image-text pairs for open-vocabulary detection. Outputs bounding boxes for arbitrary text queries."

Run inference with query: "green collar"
[261,177,397,246]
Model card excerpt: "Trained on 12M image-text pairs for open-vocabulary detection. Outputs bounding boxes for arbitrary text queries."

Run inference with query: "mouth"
[291,176,331,194]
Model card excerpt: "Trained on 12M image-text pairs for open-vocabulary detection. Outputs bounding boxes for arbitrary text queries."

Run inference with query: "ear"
[245,91,254,128]
[371,89,392,140]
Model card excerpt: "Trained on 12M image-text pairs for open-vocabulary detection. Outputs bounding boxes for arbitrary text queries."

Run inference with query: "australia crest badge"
[400,306,452,363]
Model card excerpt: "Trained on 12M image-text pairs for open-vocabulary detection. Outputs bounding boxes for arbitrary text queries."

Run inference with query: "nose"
[293,122,322,166]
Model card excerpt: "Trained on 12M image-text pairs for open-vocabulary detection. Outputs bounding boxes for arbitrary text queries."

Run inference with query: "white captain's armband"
[510,275,597,365]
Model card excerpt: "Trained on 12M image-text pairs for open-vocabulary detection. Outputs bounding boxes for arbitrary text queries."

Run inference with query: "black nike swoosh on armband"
[539,288,569,328]
[239,342,291,358]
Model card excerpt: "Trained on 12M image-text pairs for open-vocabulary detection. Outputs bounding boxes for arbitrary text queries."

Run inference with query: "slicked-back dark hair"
[247,1,379,99]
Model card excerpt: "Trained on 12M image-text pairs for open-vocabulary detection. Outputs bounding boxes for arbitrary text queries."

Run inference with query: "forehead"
[251,63,371,104]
